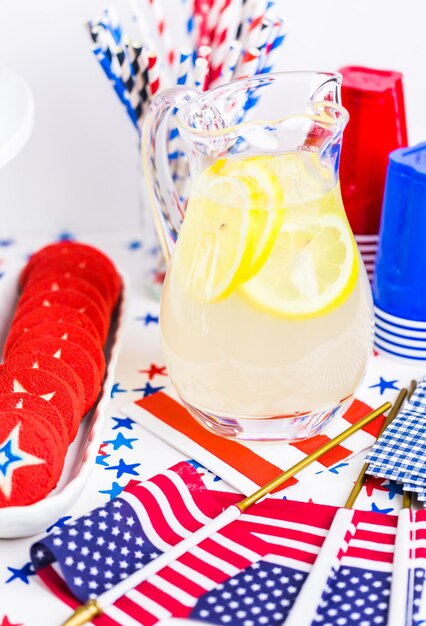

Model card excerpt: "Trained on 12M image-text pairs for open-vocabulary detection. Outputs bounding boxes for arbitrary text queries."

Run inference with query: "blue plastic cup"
[373,142,426,361]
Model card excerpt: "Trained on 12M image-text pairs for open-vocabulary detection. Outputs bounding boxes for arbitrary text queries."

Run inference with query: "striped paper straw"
[176,46,193,85]
[243,0,268,51]
[95,24,122,78]
[147,50,161,97]
[237,0,256,47]
[168,47,192,171]
[128,42,149,127]
[210,0,242,84]
[147,0,176,67]
[260,17,286,73]
[92,46,138,128]
[198,44,212,88]
[195,0,211,48]
[130,0,154,47]
[206,0,221,44]
[102,7,122,44]
[256,16,274,70]
[212,39,242,86]
[181,0,196,49]
[193,56,209,89]
[234,46,260,79]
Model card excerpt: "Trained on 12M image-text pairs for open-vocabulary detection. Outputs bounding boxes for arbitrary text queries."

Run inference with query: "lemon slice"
[240,213,359,318]
[173,175,256,302]
[174,157,284,302]
[210,157,285,278]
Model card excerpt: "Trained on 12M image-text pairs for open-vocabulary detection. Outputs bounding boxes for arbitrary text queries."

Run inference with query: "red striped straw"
[147,0,176,67]
[195,0,212,48]
[210,0,241,83]
[198,44,212,88]
[147,50,161,97]
[206,0,221,44]
[234,47,260,79]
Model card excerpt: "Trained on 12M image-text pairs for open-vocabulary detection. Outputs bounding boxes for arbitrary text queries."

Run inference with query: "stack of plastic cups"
[339,66,408,282]
[374,143,426,362]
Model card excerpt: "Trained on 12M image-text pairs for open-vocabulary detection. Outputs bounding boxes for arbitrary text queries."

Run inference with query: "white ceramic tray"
[0,66,34,169]
[0,266,129,538]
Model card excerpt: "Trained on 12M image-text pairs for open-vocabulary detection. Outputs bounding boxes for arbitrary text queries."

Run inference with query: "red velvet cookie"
[0,409,65,507]
[8,321,106,381]
[14,290,108,344]
[0,394,68,454]
[22,265,115,311]
[4,353,85,416]
[0,366,80,443]
[4,305,99,357]
[21,242,121,307]
[11,337,101,415]
[19,275,110,319]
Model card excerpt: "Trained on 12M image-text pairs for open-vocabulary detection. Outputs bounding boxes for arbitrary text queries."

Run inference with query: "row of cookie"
[0,242,122,507]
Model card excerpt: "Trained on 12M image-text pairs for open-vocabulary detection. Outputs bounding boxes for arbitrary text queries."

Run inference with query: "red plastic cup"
[338,66,408,281]
[339,66,408,235]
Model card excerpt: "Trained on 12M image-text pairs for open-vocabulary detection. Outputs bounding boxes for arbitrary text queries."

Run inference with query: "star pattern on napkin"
[110,383,127,399]
[6,562,36,585]
[104,433,138,451]
[369,377,399,395]
[132,382,164,397]
[136,313,159,326]
[105,459,140,479]
[111,417,135,431]
[99,482,125,501]
[138,364,167,380]
[1,616,23,626]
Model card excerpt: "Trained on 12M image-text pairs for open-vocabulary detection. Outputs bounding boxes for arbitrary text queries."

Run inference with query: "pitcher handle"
[141,87,199,264]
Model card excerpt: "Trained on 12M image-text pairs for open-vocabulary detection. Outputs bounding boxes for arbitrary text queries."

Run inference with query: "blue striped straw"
[168,48,191,166]
[176,47,192,85]
[261,19,286,74]
[102,7,122,44]
[92,45,138,129]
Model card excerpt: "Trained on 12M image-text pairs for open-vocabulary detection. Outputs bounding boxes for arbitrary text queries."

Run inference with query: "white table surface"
[0,230,421,626]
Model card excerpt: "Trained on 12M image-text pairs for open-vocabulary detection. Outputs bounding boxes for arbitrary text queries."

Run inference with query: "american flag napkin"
[122,386,383,496]
[30,461,339,626]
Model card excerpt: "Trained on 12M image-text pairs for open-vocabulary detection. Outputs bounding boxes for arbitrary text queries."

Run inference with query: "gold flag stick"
[62,400,391,626]
[344,381,417,509]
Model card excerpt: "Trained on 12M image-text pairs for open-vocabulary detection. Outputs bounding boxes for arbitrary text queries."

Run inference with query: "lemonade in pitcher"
[142,72,374,439]
[161,150,373,438]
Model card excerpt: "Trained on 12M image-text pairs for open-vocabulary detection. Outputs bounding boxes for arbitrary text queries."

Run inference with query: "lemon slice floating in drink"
[175,157,284,302]
[240,213,359,318]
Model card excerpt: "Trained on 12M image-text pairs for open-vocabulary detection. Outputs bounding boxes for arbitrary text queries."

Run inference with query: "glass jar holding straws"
[86,1,287,297]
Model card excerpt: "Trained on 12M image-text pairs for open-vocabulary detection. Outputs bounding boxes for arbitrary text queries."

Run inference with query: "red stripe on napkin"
[291,435,351,467]
[137,392,296,489]
[342,399,386,436]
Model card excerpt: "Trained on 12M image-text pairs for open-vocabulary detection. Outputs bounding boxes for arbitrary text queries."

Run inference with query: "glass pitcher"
[142,71,373,441]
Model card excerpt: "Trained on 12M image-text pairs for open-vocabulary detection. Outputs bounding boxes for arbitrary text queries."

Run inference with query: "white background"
[0,0,425,235]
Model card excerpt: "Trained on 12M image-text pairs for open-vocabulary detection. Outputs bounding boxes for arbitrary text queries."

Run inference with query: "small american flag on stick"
[388,508,426,626]
[285,507,398,626]
[31,462,339,626]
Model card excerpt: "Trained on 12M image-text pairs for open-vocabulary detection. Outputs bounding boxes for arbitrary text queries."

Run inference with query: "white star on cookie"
[0,423,45,498]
